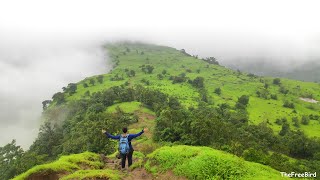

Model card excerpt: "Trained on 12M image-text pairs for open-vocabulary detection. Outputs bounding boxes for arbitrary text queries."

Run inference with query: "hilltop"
[4,42,320,180]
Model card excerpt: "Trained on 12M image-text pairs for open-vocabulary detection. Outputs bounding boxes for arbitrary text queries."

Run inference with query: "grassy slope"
[13,152,121,180]
[64,42,320,137]
[147,145,285,180]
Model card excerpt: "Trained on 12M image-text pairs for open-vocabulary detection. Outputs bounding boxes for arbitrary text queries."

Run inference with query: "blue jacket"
[105,129,144,150]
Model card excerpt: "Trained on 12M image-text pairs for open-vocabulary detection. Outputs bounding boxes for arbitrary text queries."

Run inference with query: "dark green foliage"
[42,100,52,110]
[129,70,135,77]
[238,95,249,106]
[157,73,164,80]
[97,75,104,84]
[67,83,77,95]
[279,123,290,136]
[264,83,269,89]
[247,73,257,78]
[140,64,154,74]
[270,94,278,100]
[214,87,221,95]
[273,78,281,85]
[141,78,150,85]
[243,148,267,164]
[84,90,90,97]
[279,86,289,94]
[161,69,167,75]
[256,89,269,99]
[283,100,295,109]
[89,79,95,86]
[83,83,88,88]
[301,115,310,125]
[202,57,219,65]
[292,117,300,127]
[110,74,124,81]
[52,92,65,105]
[191,77,204,88]
[170,75,187,84]
[236,95,249,109]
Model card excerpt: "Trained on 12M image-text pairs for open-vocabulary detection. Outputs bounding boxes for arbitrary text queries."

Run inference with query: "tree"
[97,75,104,84]
[203,57,219,65]
[301,115,310,125]
[162,69,167,75]
[273,78,281,85]
[214,87,221,95]
[292,117,300,127]
[140,65,154,74]
[67,83,77,95]
[52,92,65,105]
[283,100,295,109]
[42,100,52,110]
[0,140,24,180]
[129,70,135,77]
[157,73,164,80]
[29,122,63,158]
[279,86,289,94]
[238,95,249,106]
[279,123,290,136]
[83,83,88,88]
[89,79,95,86]
[192,77,204,88]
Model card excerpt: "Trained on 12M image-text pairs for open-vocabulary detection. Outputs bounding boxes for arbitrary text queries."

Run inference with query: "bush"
[283,101,295,109]
[301,115,310,125]
[214,87,221,95]
[273,78,281,85]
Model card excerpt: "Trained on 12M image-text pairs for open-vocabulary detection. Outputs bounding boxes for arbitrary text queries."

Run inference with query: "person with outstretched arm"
[101,127,146,169]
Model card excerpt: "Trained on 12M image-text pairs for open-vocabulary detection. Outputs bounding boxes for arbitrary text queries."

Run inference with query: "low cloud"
[0,35,110,149]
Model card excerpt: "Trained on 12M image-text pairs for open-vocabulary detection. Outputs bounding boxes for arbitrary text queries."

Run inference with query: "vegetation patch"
[146,145,285,180]
[60,169,121,180]
[13,152,103,180]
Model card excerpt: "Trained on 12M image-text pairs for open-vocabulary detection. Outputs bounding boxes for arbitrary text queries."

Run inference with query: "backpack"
[119,134,130,154]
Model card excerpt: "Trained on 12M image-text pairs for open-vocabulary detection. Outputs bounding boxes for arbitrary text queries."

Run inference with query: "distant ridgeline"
[226,59,320,83]
[3,42,320,180]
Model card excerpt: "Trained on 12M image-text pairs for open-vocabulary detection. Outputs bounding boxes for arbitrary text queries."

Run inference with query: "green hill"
[65,42,320,137]
[4,42,320,180]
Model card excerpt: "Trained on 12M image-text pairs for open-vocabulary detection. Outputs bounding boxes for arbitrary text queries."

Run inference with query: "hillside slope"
[60,42,320,137]
[10,42,320,180]
[13,146,285,180]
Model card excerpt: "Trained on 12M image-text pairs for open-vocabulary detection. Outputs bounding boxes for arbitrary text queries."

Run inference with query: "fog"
[1,0,320,148]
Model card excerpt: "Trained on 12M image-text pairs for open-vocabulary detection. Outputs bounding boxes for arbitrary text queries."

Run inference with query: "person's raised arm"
[101,129,120,140]
[129,127,147,139]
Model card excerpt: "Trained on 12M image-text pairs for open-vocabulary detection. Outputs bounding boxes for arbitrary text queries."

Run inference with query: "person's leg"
[121,153,126,168]
[128,150,134,167]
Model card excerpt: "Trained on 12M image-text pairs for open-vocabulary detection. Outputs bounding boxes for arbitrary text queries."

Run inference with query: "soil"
[299,97,319,103]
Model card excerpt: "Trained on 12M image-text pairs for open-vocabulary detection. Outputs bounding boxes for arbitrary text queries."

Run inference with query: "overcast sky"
[1,0,320,148]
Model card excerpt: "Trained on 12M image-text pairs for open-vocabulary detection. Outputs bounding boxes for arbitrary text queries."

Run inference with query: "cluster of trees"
[3,81,320,179]
[110,74,124,81]
[154,95,320,174]
[125,69,136,77]
[2,84,177,179]
[202,57,219,65]
[169,73,188,84]
[140,65,154,74]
